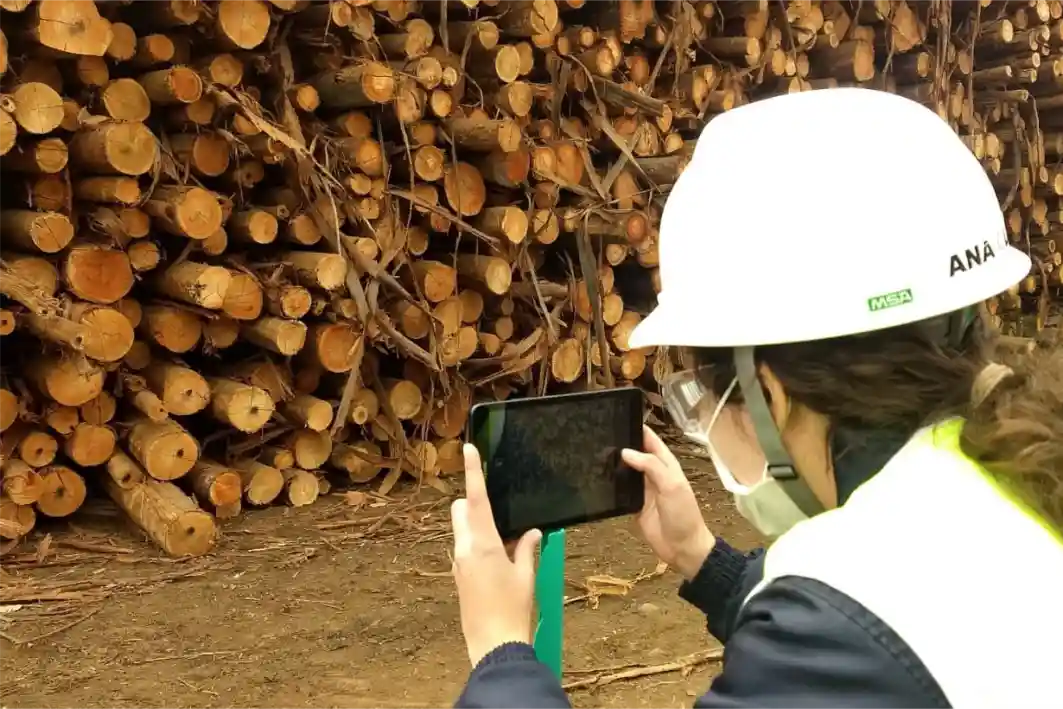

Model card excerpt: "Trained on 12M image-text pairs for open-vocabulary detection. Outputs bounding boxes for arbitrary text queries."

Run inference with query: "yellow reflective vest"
[743,418,1063,707]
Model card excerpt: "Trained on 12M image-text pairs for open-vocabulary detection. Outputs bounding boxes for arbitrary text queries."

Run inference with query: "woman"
[449,88,1063,707]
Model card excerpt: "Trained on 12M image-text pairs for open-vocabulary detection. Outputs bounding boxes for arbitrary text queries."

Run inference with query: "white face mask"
[703,378,811,538]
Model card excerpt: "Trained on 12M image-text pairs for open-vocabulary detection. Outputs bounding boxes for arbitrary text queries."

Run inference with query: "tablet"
[468,387,645,541]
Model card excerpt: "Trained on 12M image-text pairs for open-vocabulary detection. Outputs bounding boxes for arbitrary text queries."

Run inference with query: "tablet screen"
[470,388,644,540]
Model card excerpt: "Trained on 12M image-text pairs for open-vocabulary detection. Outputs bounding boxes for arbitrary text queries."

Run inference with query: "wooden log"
[153,261,232,310]
[407,260,458,303]
[499,0,560,37]
[314,61,396,108]
[73,176,142,204]
[103,475,217,557]
[241,316,308,356]
[280,468,319,506]
[0,209,75,255]
[127,417,198,480]
[304,322,359,372]
[378,18,435,58]
[281,394,333,432]
[286,429,332,469]
[36,464,86,518]
[16,174,67,211]
[100,21,139,62]
[229,209,279,244]
[8,82,64,134]
[233,461,284,506]
[442,162,487,216]
[186,460,243,509]
[259,447,295,470]
[168,132,231,177]
[383,378,423,420]
[448,115,523,152]
[275,211,317,246]
[0,498,35,539]
[204,316,240,350]
[0,388,18,433]
[282,251,347,291]
[27,352,105,406]
[14,427,58,467]
[3,137,67,173]
[144,185,224,240]
[80,391,116,425]
[68,121,157,175]
[348,388,380,426]
[142,362,210,416]
[207,378,275,433]
[215,0,271,50]
[0,111,17,156]
[2,460,44,505]
[63,422,116,467]
[218,271,264,322]
[24,303,134,362]
[98,79,153,122]
[29,0,113,56]
[457,254,513,294]
[195,53,244,87]
[61,245,134,304]
[105,450,147,490]
[265,284,312,319]
[330,440,383,483]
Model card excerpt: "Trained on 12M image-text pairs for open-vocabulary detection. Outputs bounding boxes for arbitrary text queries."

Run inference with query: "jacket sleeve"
[692,576,950,708]
[454,642,570,709]
[677,538,766,643]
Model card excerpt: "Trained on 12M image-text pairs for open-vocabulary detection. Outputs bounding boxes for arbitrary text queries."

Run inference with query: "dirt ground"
[0,453,761,709]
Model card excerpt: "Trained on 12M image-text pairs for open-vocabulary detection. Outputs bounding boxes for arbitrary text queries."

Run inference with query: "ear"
[757,363,791,431]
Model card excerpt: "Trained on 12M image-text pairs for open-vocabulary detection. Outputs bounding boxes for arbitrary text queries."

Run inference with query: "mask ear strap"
[734,346,825,518]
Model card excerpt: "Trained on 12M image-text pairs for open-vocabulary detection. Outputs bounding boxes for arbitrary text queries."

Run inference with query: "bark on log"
[103,475,217,557]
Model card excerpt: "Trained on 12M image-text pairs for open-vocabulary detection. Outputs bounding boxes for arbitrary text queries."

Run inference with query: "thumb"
[513,528,542,576]
[622,447,672,490]
[642,425,682,471]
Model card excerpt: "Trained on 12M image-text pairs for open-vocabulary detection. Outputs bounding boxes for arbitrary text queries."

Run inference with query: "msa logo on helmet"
[949,241,996,277]
[867,288,913,312]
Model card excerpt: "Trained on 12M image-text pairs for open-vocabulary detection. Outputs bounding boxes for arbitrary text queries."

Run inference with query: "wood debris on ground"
[562,647,724,690]
[0,0,1060,561]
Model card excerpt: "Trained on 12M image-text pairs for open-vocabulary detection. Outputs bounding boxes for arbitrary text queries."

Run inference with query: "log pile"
[0,0,1059,556]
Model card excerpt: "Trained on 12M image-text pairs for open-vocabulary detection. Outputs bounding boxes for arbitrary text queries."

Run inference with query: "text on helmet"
[949,241,996,278]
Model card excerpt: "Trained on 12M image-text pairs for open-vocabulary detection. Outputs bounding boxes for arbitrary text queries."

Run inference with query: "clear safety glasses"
[661,368,769,490]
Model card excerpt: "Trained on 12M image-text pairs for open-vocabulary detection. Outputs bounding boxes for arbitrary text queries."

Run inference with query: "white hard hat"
[629,88,1032,350]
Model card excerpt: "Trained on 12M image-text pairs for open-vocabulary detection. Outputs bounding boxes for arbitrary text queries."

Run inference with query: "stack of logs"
[0,0,1058,556]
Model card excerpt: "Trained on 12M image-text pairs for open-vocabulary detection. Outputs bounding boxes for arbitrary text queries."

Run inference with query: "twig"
[388,188,501,249]
[59,539,135,555]
[562,648,724,690]
[128,650,242,666]
[577,216,615,389]
[2,604,105,645]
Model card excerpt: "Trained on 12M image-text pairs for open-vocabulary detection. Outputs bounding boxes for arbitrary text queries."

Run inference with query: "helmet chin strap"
[733,346,825,518]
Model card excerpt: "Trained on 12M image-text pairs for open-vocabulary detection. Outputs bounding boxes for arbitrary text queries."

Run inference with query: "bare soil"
[0,456,761,708]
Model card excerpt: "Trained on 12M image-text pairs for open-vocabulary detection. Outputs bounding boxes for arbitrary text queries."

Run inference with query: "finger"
[622,446,679,492]
[642,426,683,471]
[463,443,488,503]
[462,444,503,544]
[451,498,473,556]
[513,528,542,576]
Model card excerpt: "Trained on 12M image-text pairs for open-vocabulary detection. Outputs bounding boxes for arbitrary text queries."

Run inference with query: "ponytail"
[961,343,1063,533]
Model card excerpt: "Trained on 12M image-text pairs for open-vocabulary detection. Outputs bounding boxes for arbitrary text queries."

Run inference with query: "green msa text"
[867,288,913,312]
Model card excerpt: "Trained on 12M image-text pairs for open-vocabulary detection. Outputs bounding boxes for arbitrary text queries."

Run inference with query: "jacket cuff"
[471,641,539,673]
[678,537,751,618]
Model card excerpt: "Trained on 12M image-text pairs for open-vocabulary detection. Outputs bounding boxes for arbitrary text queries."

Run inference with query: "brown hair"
[690,315,1063,533]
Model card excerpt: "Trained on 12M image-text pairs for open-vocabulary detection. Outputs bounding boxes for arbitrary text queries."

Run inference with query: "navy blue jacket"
[455,429,951,708]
